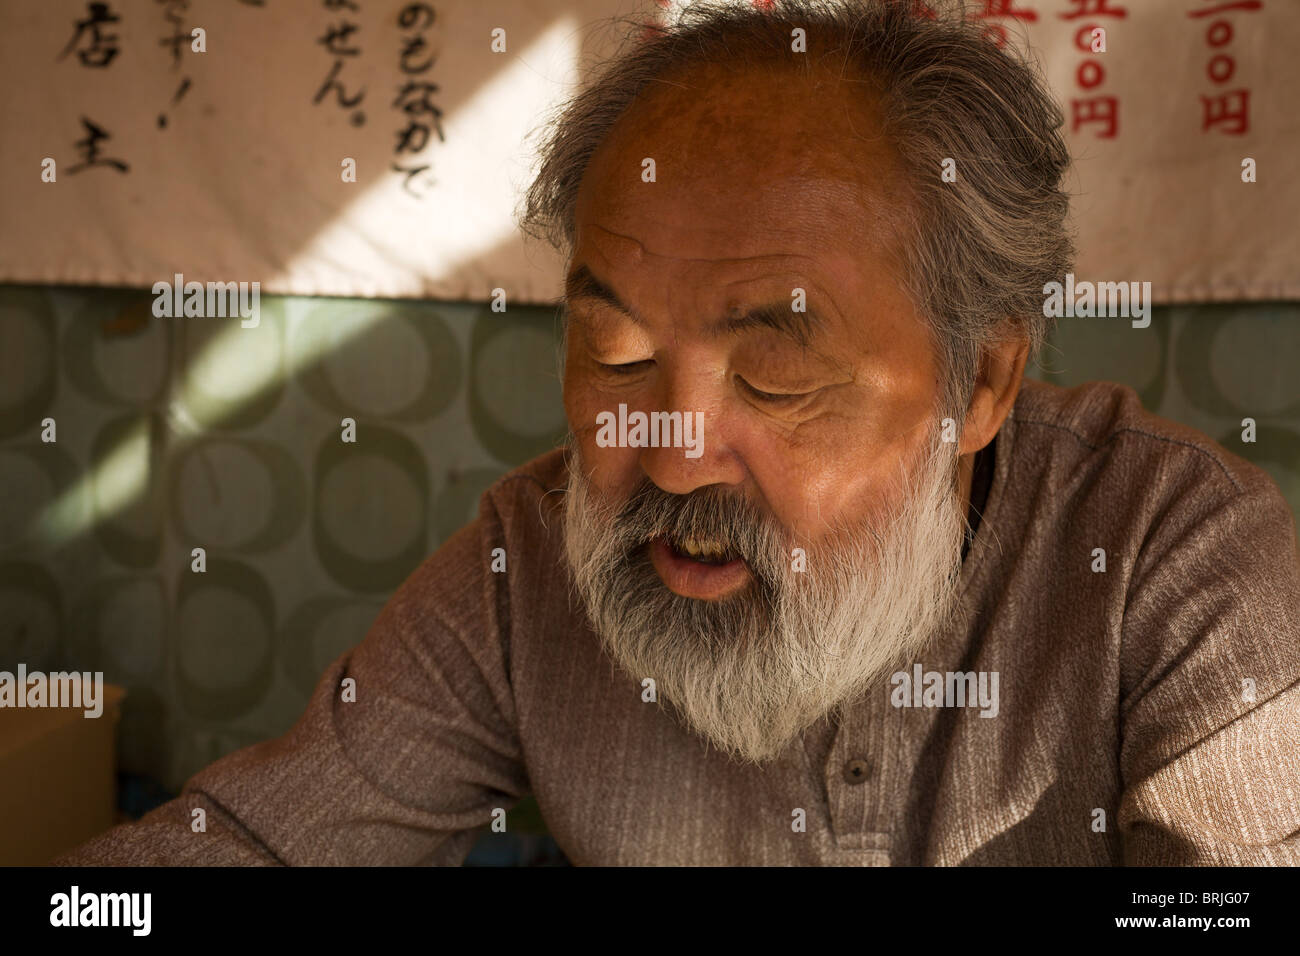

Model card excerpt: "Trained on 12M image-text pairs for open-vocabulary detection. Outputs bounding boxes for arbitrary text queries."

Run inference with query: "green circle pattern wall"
[0,286,568,789]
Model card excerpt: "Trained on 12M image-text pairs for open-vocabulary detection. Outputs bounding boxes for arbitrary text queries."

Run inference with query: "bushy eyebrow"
[562,263,825,348]
[563,264,645,325]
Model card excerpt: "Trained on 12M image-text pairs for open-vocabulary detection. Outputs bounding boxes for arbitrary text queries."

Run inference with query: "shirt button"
[842,758,870,785]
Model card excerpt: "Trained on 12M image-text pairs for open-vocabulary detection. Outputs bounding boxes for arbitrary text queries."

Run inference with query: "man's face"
[564,64,943,578]
[560,63,968,762]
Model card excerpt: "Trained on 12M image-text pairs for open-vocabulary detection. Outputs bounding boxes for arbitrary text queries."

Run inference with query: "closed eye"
[737,376,816,405]
[598,360,653,374]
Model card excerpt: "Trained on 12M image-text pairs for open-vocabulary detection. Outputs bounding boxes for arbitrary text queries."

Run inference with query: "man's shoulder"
[478,447,569,516]
[1010,378,1273,505]
[469,447,571,554]
[1003,380,1300,709]
[380,448,573,651]
[1002,378,1299,591]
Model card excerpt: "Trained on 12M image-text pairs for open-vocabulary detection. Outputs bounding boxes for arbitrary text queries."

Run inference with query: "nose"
[638,367,747,497]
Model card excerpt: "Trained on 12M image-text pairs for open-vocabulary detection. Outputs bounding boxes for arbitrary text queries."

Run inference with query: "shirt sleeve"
[1117,463,1300,865]
[53,505,527,866]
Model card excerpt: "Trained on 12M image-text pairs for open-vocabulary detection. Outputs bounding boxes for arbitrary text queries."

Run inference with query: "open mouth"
[648,534,751,600]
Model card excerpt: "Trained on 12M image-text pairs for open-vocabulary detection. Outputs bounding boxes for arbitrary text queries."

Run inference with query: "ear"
[959,331,1029,456]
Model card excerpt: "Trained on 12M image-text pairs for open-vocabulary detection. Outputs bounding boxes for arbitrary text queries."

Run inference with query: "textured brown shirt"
[58,379,1300,866]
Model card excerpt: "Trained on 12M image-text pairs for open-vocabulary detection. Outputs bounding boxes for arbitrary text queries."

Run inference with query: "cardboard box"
[0,675,127,866]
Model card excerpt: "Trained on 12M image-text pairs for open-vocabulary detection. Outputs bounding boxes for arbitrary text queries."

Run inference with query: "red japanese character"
[1199,89,1250,134]
[1205,20,1233,46]
[1070,95,1119,138]
[1074,24,1110,52]
[974,0,1038,21]
[1207,54,1235,84]
[1059,0,1127,19]
[1187,1,1262,18]
[1076,60,1105,89]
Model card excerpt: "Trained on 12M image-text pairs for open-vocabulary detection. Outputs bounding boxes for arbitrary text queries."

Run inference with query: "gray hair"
[520,0,1074,421]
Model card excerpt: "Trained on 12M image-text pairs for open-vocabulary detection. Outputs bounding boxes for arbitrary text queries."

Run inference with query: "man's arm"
[54,516,527,866]
[1117,462,1300,865]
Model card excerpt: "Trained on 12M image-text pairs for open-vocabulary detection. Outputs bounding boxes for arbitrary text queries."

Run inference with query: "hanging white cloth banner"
[0,0,1294,304]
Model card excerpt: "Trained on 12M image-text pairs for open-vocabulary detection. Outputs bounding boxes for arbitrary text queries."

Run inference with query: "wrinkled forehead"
[572,58,913,270]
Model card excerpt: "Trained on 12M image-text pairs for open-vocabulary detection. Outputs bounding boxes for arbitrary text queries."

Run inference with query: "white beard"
[562,428,968,764]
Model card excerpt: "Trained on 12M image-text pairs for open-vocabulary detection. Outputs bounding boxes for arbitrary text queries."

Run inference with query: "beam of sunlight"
[34,417,150,547]
[31,17,582,549]
[277,14,582,286]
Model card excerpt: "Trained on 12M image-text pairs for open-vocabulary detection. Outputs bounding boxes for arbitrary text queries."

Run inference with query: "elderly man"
[62,0,1299,866]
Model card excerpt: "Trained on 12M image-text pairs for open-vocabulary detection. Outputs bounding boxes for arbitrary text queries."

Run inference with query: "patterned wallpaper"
[0,284,568,792]
[0,285,1297,797]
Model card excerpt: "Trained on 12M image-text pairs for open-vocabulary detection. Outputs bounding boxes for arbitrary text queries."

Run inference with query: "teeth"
[678,537,726,559]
